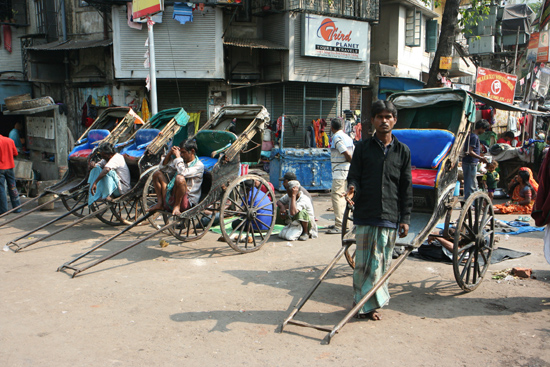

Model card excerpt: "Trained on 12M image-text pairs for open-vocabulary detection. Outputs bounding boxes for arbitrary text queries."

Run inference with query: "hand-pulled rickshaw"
[4,107,188,251]
[282,88,495,343]
[0,107,142,227]
[57,105,276,277]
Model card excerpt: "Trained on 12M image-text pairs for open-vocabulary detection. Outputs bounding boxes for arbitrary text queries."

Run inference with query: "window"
[406,9,421,47]
[0,0,26,24]
[425,19,438,52]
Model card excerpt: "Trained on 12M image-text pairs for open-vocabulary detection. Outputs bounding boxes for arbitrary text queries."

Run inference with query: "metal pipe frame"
[8,203,109,253]
[60,215,175,278]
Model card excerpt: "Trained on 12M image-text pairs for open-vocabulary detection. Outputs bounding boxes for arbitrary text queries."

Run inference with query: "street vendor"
[88,143,131,205]
[148,139,204,216]
[345,100,412,321]
[494,167,538,215]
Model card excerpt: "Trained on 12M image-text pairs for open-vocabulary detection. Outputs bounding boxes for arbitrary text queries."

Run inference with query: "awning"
[26,39,113,51]
[468,91,548,115]
[224,38,288,50]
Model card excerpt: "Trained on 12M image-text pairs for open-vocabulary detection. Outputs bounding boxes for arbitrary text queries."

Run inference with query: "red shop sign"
[475,67,517,104]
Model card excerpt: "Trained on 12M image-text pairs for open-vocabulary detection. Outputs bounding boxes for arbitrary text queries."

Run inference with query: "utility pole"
[147,17,158,115]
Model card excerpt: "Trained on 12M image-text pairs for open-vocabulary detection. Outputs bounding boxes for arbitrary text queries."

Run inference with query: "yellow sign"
[439,56,452,70]
[133,0,164,19]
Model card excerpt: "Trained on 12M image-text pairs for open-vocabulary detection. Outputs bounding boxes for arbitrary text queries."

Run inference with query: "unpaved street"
[1,195,549,366]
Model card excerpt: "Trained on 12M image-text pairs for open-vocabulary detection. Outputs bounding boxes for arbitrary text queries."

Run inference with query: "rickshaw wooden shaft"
[8,202,88,245]
[61,213,175,278]
[0,195,60,228]
[327,246,413,343]
[57,211,155,271]
[0,194,42,220]
[9,203,108,252]
[0,186,88,227]
[281,241,413,344]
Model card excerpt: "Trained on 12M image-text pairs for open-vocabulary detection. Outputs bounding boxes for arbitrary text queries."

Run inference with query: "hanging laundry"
[86,95,98,122]
[321,131,329,148]
[126,2,143,30]
[3,25,12,53]
[99,95,107,107]
[141,98,151,122]
[306,125,315,148]
[188,112,201,134]
[313,119,322,148]
[173,3,194,24]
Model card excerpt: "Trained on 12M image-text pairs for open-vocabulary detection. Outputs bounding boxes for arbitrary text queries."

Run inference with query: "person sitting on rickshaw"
[148,139,204,216]
[88,143,131,205]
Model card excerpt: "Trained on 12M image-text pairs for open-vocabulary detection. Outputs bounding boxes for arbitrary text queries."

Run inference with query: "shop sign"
[527,31,549,63]
[439,57,452,70]
[133,0,164,19]
[301,14,368,61]
[475,67,517,104]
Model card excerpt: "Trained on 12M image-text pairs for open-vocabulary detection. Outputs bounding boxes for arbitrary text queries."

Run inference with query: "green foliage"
[527,0,542,16]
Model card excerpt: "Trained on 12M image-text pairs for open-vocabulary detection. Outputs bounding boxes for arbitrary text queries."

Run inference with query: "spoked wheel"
[342,204,357,269]
[142,167,166,230]
[163,202,217,242]
[219,175,276,253]
[61,189,90,218]
[453,191,495,292]
[91,196,144,226]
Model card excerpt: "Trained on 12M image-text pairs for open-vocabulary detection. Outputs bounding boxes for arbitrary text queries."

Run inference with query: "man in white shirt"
[148,139,204,216]
[276,180,318,241]
[327,118,354,234]
[88,143,131,205]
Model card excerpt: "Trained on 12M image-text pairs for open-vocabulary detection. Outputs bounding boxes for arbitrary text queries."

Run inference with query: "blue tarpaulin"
[173,3,193,24]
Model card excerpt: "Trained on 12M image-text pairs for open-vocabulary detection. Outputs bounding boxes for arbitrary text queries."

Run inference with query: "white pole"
[148,18,158,115]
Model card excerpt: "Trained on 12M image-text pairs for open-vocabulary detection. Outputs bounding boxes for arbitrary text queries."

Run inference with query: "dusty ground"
[1,194,549,367]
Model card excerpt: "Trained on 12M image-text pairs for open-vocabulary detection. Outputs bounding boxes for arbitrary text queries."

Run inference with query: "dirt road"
[1,195,549,366]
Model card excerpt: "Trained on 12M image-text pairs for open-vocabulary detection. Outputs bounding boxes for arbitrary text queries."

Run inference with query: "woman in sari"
[494,167,538,214]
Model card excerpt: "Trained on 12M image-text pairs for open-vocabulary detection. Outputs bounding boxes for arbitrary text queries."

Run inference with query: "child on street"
[482,161,499,200]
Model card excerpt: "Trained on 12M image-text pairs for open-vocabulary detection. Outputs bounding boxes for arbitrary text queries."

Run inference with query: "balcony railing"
[252,0,379,22]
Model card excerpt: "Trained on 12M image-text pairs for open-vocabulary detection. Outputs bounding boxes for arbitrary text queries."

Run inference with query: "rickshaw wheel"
[142,167,167,230]
[163,204,216,242]
[91,196,144,226]
[342,205,357,269]
[61,190,89,218]
[220,175,276,254]
[452,191,495,292]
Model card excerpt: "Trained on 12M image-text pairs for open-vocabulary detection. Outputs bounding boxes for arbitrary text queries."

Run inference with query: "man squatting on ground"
[148,139,204,216]
[88,143,131,205]
[327,117,355,234]
[345,100,412,320]
[276,180,318,241]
